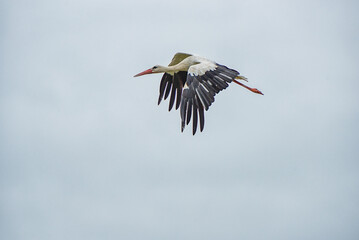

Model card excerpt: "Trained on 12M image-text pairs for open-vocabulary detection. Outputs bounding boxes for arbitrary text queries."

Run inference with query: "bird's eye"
[152,66,157,69]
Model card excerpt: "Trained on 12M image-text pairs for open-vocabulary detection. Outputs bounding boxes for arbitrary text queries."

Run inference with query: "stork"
[134,52,263,135]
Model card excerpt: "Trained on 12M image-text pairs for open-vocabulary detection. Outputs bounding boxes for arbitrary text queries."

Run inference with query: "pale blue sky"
[1,0,359,239]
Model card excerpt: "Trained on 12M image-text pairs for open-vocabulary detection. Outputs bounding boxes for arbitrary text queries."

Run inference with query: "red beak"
[134,68,153,77]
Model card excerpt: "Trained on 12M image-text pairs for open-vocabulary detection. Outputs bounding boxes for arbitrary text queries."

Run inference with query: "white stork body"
[134,52,263,135]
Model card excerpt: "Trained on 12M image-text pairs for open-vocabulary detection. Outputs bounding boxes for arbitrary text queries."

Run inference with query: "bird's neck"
[159,62,190,74]
[158,65,174,73]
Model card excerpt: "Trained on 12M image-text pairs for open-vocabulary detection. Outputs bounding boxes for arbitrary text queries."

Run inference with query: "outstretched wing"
[158,71,187,111]
[180,62,239,135]
[157,53,192,111]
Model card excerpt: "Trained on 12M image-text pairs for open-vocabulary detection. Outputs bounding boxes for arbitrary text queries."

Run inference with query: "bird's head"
[134,65,165,77]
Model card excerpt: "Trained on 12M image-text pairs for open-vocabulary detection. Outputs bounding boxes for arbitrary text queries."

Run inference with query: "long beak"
[134,68,153,77]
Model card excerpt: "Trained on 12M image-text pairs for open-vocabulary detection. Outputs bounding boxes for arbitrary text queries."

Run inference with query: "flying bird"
[134,52,263,135]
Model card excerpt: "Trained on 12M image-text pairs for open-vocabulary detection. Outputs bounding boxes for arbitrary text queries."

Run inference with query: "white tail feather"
[235,75,248,82]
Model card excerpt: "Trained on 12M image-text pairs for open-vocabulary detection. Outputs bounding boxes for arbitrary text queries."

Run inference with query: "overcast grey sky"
[1,0,359,239]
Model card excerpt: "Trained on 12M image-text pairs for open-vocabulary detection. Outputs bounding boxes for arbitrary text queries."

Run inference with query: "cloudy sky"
[1,0,359,239]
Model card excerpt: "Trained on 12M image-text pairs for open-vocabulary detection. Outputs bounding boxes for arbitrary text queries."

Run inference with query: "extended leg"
[233,79,263,95]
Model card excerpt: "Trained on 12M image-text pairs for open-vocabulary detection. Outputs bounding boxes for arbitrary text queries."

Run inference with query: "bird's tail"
[235,75,248,82]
